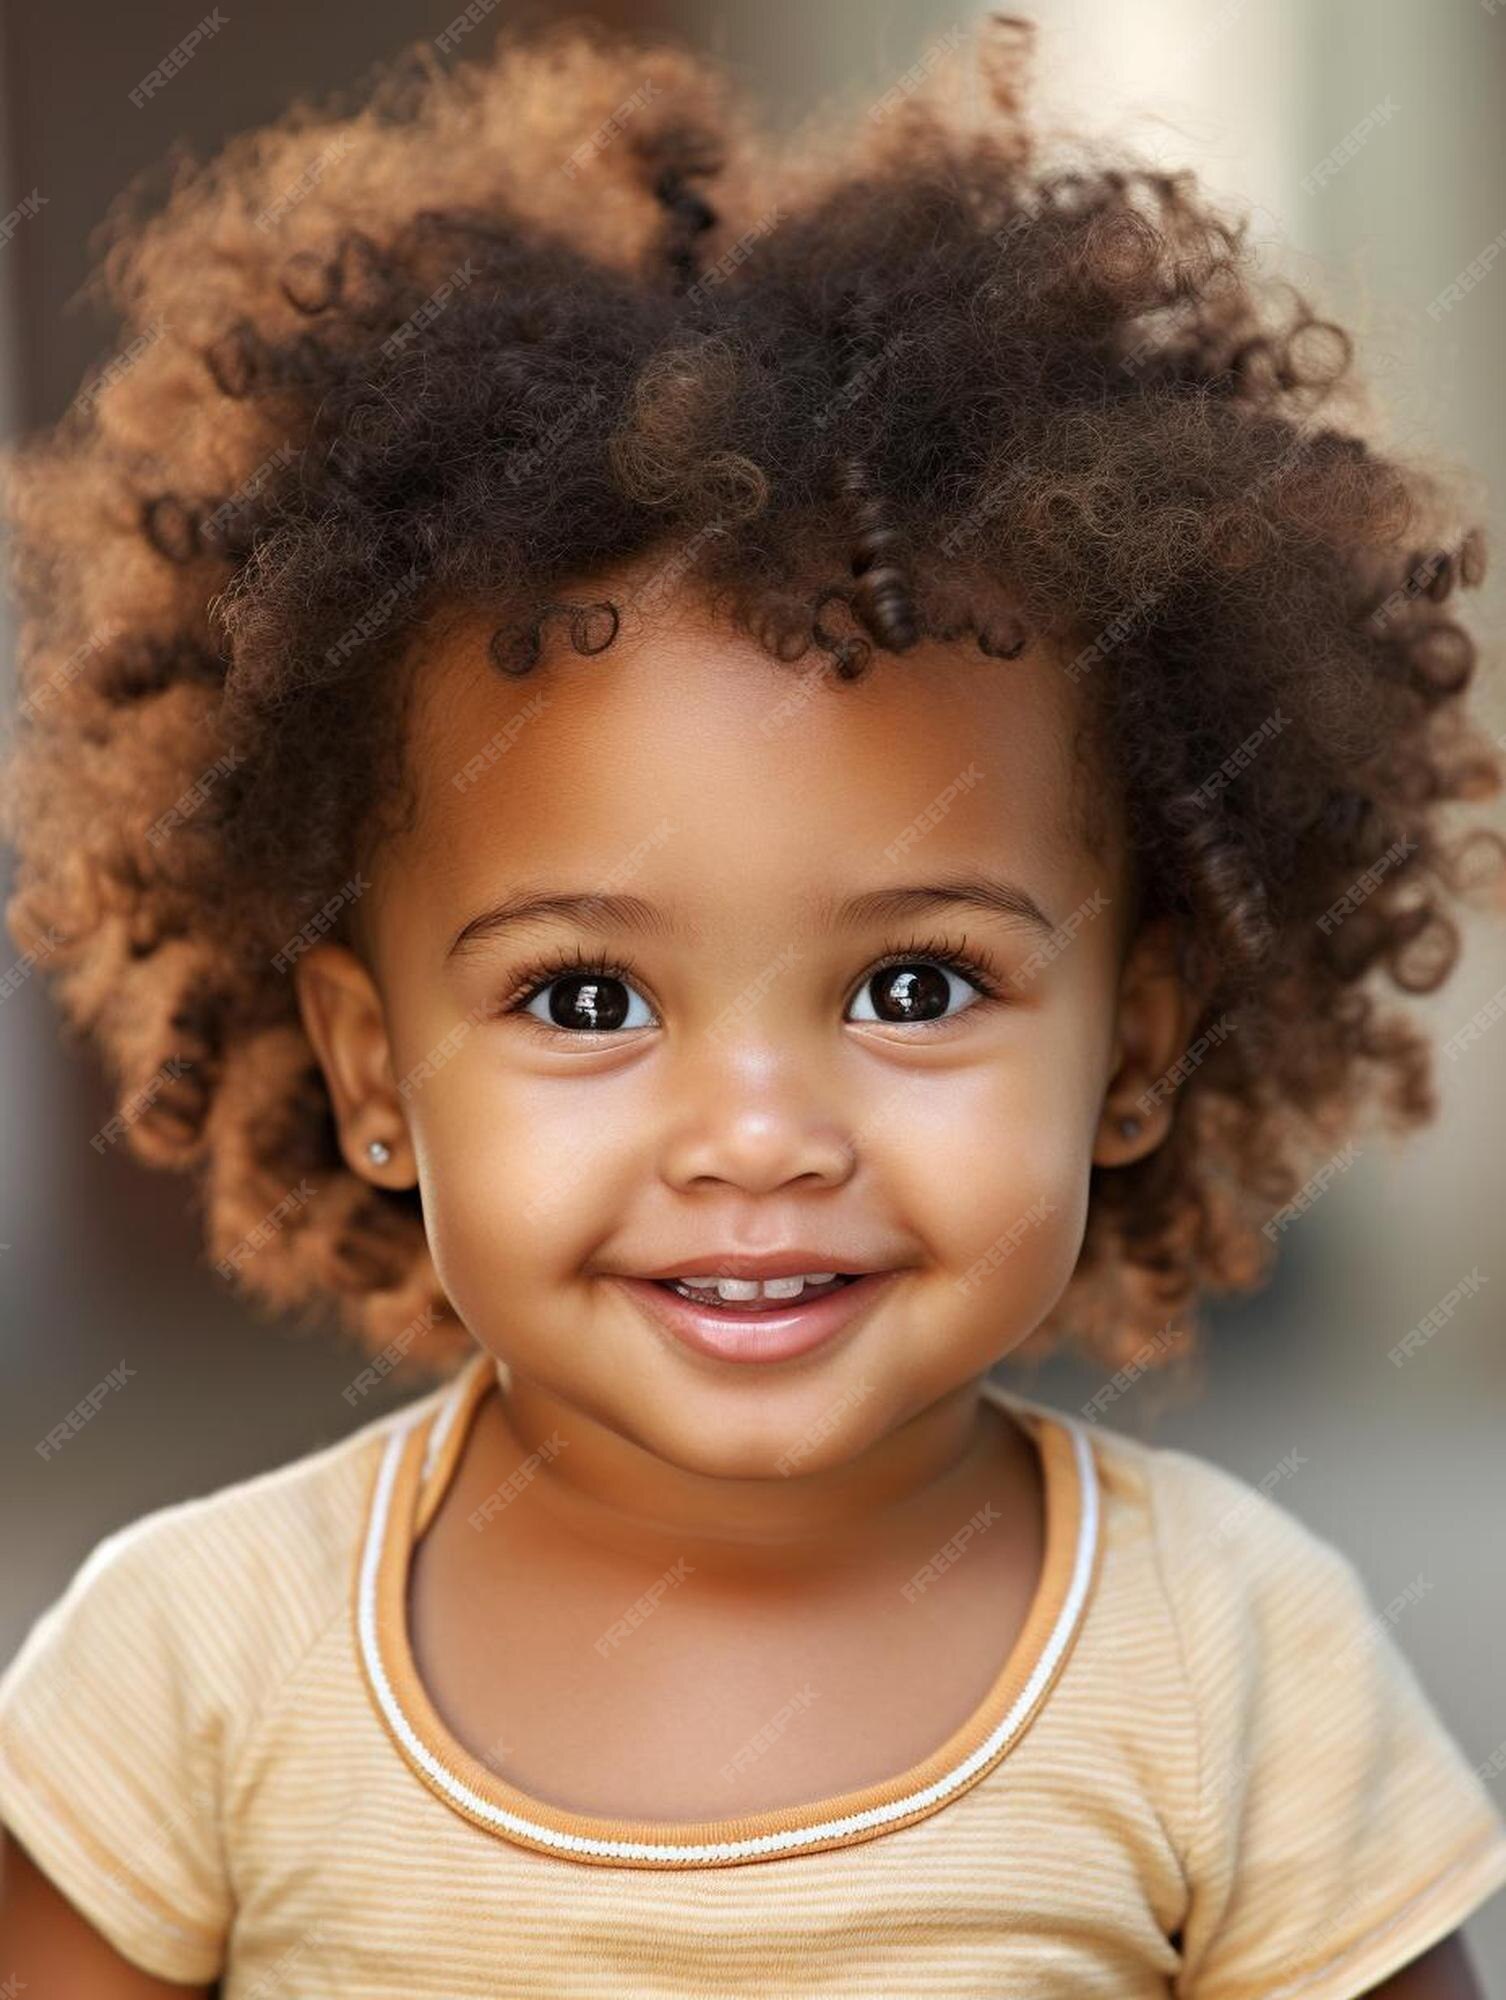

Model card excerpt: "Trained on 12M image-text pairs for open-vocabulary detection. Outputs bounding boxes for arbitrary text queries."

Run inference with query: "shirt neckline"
[353,1347,1103,1868]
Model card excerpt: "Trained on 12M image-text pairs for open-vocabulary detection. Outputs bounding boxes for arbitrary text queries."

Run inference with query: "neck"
[473,1363,1034,1579]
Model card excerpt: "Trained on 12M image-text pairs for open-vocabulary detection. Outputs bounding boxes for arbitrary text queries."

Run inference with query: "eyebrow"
[445,874,1060,960]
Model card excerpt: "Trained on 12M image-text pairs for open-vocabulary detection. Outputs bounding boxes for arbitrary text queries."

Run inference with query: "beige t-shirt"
[2,1346,1503,1998]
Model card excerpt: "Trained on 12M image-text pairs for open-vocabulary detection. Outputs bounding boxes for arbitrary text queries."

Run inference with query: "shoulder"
[1064,1412,1506,1996]
[0,1373,460,1986]
[1077,1413,1350,1609]
[1056,1409,1374,1739]
[1011,1389,1352,1628]
[0,1373,453,1735]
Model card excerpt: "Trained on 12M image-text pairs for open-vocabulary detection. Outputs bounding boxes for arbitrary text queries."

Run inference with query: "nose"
[660,1094,856,1197]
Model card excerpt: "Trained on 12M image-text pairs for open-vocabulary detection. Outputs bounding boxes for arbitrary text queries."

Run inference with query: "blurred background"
[1,0,1503,1980]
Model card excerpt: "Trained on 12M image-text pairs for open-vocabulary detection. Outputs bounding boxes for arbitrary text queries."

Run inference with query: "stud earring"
[1117,1113,1142,1140]
[366,1137,392,1166]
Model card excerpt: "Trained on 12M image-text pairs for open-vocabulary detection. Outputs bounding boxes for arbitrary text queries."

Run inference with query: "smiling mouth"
[612,1270,898,1366]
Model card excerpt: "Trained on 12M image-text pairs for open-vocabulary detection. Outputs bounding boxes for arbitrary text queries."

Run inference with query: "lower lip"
[612,1273,898,1364]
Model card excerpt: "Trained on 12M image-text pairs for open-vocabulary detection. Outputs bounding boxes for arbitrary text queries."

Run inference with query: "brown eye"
[520,971,653,1033]
[848,959,986,1026]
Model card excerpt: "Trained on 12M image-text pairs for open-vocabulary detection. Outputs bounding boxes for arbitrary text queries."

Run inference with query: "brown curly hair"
[3,11,1502,1391]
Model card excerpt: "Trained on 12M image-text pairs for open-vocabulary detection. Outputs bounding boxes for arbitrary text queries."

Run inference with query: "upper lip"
[620,1253,893,1281]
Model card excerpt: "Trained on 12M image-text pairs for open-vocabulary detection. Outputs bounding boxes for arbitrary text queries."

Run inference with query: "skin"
[0,558,1484,1994]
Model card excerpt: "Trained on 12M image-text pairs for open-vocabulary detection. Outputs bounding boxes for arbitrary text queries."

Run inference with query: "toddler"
[1,13,1504,1997]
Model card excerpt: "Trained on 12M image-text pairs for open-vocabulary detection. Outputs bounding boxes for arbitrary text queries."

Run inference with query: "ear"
[293,941,416,1187]
[1092,915,1207,1169]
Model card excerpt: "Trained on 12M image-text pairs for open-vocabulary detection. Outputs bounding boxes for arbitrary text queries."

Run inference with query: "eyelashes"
[857,931,1009,1007]
[493,930,1012,1032]
[496,941,640,1018]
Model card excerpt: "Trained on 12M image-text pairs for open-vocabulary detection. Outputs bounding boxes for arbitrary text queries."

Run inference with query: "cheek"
[889,996,1106,1316]
[405,1056,637,1280]
[901,1051,1094,1264]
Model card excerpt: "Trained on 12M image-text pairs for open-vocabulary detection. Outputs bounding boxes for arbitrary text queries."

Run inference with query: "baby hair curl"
[3,12,1502,1389]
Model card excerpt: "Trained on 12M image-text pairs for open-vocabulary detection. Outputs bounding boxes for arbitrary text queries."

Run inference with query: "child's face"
[296,562,1196,1478]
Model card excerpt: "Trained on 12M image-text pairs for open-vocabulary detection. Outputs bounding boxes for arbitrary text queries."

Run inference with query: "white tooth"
[668,1271,842,1301]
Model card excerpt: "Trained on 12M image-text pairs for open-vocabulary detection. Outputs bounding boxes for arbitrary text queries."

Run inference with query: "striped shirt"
[2,1345,1503,1997]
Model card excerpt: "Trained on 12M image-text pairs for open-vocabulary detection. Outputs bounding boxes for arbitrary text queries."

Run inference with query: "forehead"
[387,580,1119,929]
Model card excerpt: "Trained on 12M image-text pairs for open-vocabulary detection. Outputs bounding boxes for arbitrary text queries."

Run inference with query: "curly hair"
[3,11,1502,1391]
